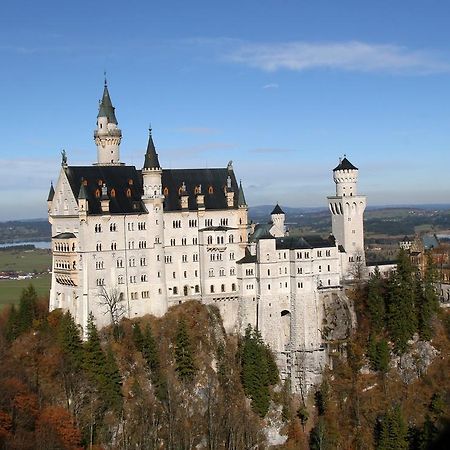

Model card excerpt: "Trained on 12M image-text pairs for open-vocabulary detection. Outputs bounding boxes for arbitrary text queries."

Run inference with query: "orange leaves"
[35,406,82,450]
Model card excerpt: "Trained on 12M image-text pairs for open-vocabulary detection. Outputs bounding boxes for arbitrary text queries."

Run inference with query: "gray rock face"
[391,336,440,383]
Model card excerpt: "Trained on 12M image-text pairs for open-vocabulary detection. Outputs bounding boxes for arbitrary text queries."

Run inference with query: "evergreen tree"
[58,311,83,372]
[132,322,144,352]
[376,405,408,450]
[386,250,417,353]
[367,267,386,332]
[367,335,390,373]
[104,345,123,411]
[416,253,439,340]
[17,284,38,334]
[240,325,277,417]
[174,318,196,383]
[5,304,19,342]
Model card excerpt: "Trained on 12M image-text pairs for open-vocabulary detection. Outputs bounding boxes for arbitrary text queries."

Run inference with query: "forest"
[0,249,449,449]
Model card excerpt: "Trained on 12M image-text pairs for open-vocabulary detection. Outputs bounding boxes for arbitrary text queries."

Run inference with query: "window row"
[208,268,235,277]
[54,243,75,252]
[55,260,76,270]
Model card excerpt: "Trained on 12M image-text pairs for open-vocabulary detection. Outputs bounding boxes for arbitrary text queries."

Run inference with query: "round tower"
[270,203,285,238]
[94,79,122,165]
[141,128,167,316]
[327,156,367,277]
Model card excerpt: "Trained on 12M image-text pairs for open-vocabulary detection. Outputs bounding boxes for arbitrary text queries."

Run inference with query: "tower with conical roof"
[94,79,123,165]
[327,156,366,276]
[270,203,285,237]
[141,127,167,316]
[142,127,162,200]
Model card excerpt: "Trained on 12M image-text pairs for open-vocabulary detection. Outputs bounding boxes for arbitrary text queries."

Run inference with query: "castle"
[47,82,366,390]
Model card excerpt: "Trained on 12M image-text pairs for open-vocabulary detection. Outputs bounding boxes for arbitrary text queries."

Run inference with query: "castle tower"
[270,204,285,238]
[141,128,167,316]
[237,181,249,247]
[94,79,123,165]
[327,157,366,276]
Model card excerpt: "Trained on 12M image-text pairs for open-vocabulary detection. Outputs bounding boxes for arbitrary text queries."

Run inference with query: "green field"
[0,273,51,310]
[0,248,51,273]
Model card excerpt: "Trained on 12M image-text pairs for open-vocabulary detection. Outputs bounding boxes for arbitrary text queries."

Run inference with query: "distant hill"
[0,219,51,244]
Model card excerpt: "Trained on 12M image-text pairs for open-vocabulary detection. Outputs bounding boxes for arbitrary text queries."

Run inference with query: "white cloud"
[225,41,450,74]
[263,83,279,89]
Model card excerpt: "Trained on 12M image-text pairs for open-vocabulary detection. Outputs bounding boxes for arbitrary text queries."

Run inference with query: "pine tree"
[367,267,386,332]
[132,322,144,352]
[376,405,408,450]
[386,250,417,353]
[104,345,123,411]
[416,253,439,340]
[5,305,19,342]
[17,284,38,334]
[58,311,83,372]
[174,318,196,383]
[83,314,122,412]
[240,325,277,417]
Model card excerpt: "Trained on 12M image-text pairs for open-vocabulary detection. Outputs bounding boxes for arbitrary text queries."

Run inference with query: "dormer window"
[98,179,103,186]
[83,179,88,186]
[126,188,132,198]
[95,189,100,198]
[163,187,169,196]
[208,186,214,194]
[110,188,116,198]
[128,179,133,186]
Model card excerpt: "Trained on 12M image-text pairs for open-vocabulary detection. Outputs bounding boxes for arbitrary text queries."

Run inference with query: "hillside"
[1,259,450,449]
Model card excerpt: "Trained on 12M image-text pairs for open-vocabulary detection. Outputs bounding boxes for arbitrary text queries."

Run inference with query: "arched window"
[110,188,116,198]
[173,287,178,295]
[210,285,215,293]
[126,188,132,198]
[208,186,214,194]
[163,187,169,196]
[95,189,100,198]
[221,284,225,292]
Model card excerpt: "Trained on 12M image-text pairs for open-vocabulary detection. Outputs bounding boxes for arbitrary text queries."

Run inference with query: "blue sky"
[1,0,450,220]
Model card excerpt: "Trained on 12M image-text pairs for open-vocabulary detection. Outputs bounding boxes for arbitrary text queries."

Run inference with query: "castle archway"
[280,310,291,350]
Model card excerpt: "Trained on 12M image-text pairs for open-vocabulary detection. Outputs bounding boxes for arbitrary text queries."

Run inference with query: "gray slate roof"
[161,168,240,211]
[271,203,284,215]
[47,183,55,201]
[276,235,336,250]
[333,157,357,172]
[236,248,257,264]
[65,166,146,215]
[97,84,118,125]
[238,181,247,207]
[143,129,161,169]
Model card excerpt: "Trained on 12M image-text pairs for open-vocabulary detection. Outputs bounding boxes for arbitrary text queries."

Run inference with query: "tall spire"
[143,127,161,169]
[238,180,247,207]
[97,80,118,125]
[47,182,55,202]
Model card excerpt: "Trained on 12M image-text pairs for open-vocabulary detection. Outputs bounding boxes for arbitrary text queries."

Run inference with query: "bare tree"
[347,250,367,287]
[98,286,126,338]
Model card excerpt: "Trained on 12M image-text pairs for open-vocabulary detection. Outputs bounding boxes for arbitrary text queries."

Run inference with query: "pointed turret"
[238,181,247,208]
[94,79,122,165]
[143,128,161,169]
[78,180,89,217]
[271,203,284,215]
[47,182,55,202]
[142,127,163,201]
[97,80,118,124]
[78,182,88,200]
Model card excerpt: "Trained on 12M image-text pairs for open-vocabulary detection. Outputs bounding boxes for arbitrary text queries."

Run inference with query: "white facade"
[48,85,366,392]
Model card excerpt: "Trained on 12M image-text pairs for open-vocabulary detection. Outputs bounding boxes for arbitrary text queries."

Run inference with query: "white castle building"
[48,82,366,390]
